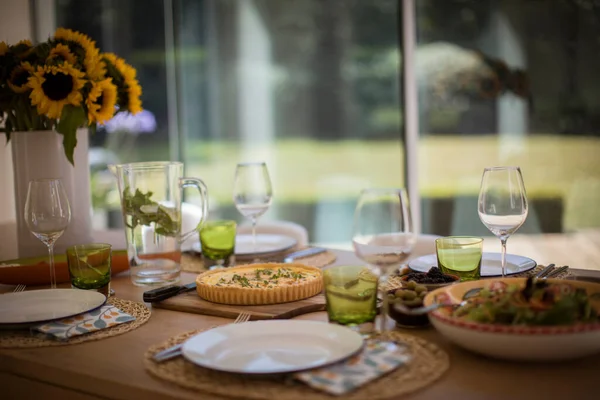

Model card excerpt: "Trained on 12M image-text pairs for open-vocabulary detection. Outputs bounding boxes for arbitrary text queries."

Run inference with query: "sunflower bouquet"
[0,28,142,164]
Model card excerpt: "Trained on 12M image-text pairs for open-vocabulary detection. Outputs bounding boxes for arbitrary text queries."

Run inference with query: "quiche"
[195,263,323,305]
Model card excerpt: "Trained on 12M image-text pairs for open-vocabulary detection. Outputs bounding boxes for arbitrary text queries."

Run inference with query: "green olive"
[415,285,427,294]
[402,290,417,300]
[394,289,404,298]
[406,281,417,290]
[403,298,423,307]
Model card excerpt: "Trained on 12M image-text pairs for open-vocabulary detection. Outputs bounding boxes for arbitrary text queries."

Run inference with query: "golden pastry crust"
[195,263,323,305]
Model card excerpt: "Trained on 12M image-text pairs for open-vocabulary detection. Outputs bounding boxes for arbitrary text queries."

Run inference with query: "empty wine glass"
[352,188,416,332]
[25,179,71,289]
[233,162,273,253]
[478,166,528,277]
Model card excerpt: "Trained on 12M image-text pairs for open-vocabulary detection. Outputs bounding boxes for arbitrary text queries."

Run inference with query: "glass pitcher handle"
[179,177,209,243]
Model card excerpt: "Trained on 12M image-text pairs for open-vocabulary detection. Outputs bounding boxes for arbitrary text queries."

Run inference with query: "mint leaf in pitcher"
[122,186,179,237]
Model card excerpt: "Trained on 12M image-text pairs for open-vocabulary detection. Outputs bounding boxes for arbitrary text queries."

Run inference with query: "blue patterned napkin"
[295,340,411,395]
[34,304,135,341]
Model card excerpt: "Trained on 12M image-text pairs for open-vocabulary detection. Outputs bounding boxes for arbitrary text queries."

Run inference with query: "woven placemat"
[181,249,337,274]
[383,264,574,291]
[144,328,449,400]
[511,264,573,279]
[0,297,151,348]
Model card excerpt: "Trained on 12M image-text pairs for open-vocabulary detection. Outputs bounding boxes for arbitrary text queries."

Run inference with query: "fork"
[13,284,26,293]
[152,312,252,363]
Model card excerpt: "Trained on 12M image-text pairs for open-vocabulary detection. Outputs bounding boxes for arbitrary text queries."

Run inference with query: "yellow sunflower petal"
[0,41,8,56]
[15,40,32,47]
[48,43,77,65]
[7,62,34,93]
[54,28,103,80]
[28,63,86,120]
[86,78,117,124]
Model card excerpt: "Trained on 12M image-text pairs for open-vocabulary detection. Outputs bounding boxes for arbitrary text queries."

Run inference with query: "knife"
[535,263,555,278]
[283,247,327,263]
[143,248,328,303]
[545,265,569,278]
[143,282,196,303]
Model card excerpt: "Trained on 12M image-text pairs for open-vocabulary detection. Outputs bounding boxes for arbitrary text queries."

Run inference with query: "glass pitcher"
[109,161,208,286]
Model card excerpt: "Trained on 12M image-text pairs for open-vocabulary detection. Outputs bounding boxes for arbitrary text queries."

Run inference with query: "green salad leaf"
[453,278,600,326]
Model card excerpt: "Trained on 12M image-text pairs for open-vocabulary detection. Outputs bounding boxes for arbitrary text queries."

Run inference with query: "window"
[55,0,405,245]
[414,0,600,267]
[50,0,600,269]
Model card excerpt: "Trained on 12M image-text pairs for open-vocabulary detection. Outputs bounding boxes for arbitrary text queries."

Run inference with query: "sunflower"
[10,40,33,59]
[102,53,142,114]
[0,41,8,57]
[7,62,34,93]
[28,63,85,119]
[86,78,117,124]
[122,63,142,114]
[53,28,104,80]
[15,39,32,47]
[47,43,77,65]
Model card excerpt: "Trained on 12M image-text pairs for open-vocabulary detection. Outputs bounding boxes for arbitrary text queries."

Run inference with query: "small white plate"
[182,320,364,374]
[234,234,297,257]
[409,252,536,277]
[192,234,297,257]
[0,289,106,325]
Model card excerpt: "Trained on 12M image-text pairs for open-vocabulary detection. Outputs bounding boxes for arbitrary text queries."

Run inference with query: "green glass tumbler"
[324,265,378,334]
[200,220,237,269]
[435,236,483,282]
[66,243,112,296]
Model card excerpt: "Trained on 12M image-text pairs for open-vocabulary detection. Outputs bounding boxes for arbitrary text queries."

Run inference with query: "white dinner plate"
[0,289,107,325]
[408,252,536,277]
[234,234,297,256]
[192,234,297,257]
[181,320,364,374]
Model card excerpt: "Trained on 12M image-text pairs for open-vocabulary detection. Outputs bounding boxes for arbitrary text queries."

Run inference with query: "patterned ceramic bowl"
[424,278,600,361]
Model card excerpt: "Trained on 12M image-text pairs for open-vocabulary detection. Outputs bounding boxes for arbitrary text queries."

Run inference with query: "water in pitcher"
[125,214,182,286]
[110,161,208,287]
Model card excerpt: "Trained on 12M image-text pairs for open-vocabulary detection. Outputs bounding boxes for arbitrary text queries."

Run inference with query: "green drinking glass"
[200,220,237,269]
[324,265,378,334]
[66,243,112,296]
[435,236,483,282]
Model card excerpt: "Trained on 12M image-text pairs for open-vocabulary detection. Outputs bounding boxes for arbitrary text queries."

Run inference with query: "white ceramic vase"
[11,129,94,257]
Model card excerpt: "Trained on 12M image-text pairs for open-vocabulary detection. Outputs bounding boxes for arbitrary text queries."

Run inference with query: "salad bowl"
[424,278,600,361]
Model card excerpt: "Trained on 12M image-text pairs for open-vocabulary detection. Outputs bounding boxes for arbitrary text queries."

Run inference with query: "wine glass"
[478,166,528,277]
[352,188,416,332]
[25,179,71,289]
[233,162,273,253]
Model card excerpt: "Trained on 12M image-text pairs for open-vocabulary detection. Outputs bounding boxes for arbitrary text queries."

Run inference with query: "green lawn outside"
[129,134,600,231]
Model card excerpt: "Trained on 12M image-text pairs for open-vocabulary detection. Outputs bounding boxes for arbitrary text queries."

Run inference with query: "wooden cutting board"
[152,291,326,320]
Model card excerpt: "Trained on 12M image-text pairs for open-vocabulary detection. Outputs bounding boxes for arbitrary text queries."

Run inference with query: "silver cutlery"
[283,247,327,263]
[152,312,252,363]
[545,265,569,278]
[536,264,555,278]
[12,284,26,293]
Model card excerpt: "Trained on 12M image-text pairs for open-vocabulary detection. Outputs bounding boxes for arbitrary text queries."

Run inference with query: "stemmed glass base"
[36,235,63,290]
[500,238,508,278]
[47,243,57,289]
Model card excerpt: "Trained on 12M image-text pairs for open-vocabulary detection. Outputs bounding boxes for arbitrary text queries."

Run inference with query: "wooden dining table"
[1,242,599,400]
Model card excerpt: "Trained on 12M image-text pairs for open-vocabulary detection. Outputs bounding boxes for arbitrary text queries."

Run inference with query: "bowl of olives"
[386,281,430,328]
[400,267,459,291]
